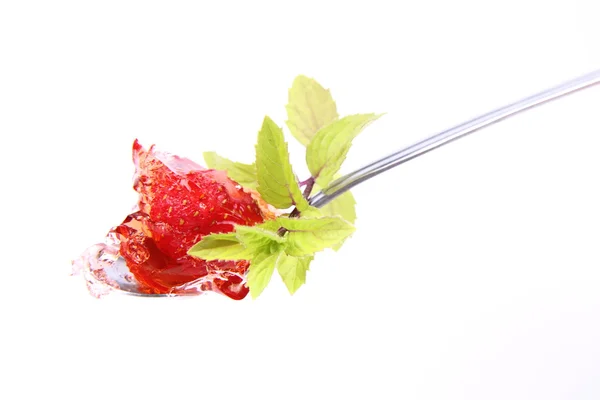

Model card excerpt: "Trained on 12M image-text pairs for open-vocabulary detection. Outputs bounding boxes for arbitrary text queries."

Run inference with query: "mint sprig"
[189,75,382,298]
[187,215,349,298]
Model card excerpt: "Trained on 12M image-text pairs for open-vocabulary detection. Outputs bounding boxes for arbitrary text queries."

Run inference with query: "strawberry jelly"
[78,140,267,300]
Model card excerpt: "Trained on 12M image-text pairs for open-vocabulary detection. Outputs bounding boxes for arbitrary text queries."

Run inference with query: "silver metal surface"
[310,69,600,208]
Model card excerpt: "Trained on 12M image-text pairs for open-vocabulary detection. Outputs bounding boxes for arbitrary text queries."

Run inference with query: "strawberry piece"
[111,140,266,300]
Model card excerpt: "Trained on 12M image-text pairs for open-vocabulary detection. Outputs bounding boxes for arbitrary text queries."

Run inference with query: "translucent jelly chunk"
[74,140,270,300]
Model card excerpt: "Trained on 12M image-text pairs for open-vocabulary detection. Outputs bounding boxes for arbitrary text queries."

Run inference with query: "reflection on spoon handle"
[310,69,600,208]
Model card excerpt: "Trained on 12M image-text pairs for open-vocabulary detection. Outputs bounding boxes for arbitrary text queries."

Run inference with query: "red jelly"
[109,140,269,300]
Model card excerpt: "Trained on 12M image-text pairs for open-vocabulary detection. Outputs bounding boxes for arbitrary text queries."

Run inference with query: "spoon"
[77,69,600,297]
[311,69,600,208]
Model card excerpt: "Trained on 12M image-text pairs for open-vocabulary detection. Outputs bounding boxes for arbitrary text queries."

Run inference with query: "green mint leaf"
[277,254,312,295]
[255,116,309,211]
[246,252,280,299]
[285,75,339,147]
[312,181,356,224]
[188,232,254,261]
[278,216,356,256]
[235,223,286,254]
[299,205,323,218]
[250,219,283,232]
[203,151,258,189]
[306,114,382,187]
[321,191,356,224]
[313,180,356,250]
[318,191,356,251]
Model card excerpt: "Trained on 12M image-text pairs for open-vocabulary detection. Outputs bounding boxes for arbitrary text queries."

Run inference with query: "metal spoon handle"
[310,69,600,208]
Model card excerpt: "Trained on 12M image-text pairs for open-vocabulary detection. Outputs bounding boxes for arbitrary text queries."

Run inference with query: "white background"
[1,1,599,399]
